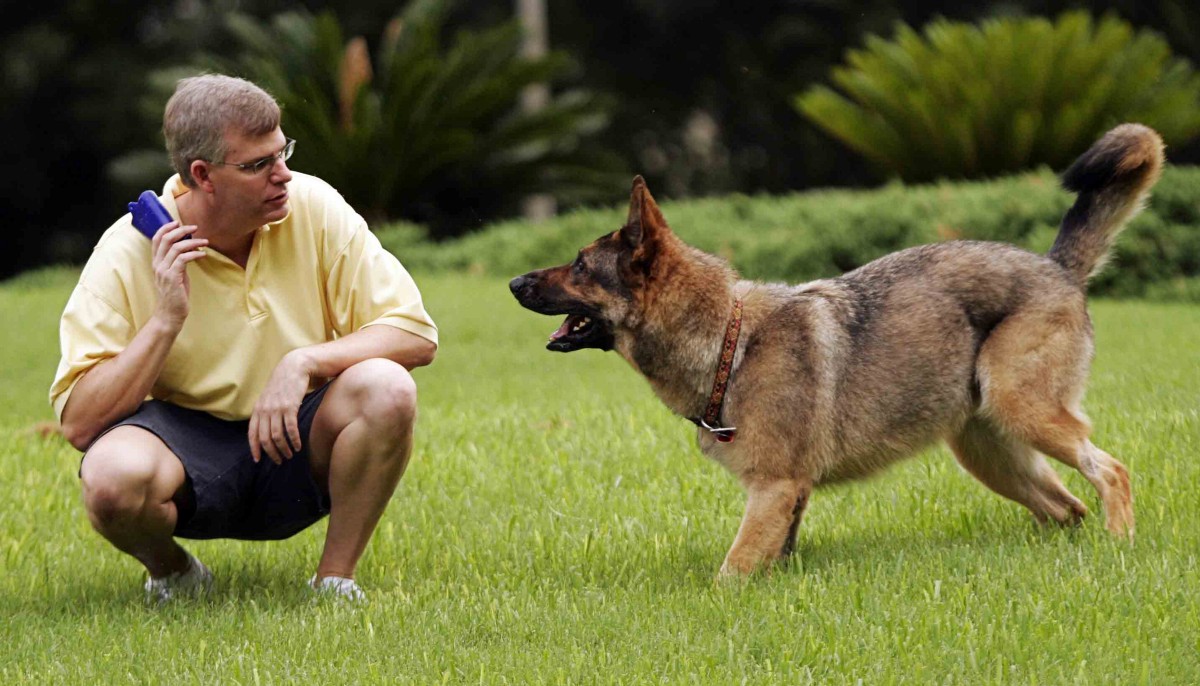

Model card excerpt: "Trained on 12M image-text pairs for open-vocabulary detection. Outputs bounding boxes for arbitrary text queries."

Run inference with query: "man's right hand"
[150,221,208,329]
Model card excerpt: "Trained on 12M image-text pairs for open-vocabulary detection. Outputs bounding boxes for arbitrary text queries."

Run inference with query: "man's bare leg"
[79,426,191,578]
[307,358,418,581]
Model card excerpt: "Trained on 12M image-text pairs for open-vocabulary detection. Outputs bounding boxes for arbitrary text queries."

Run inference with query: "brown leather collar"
[688,299,742,442]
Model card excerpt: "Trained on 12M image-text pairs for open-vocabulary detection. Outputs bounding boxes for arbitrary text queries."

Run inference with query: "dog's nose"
[509,275,530,295]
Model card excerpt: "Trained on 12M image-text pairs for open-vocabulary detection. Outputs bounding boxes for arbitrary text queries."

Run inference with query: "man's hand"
[150,221,207,330]
[249,350,315,464]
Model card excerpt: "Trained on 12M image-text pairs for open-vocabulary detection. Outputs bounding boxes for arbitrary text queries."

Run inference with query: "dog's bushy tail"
[1048,124,1164,284]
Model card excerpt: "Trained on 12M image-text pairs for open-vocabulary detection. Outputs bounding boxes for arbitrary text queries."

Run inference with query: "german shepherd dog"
[510,124,1161,576]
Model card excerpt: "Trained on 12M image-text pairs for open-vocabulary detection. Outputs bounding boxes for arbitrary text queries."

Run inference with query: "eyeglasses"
[213,138,296,175]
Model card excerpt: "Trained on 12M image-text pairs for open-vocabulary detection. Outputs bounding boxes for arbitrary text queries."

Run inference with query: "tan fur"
[510,125,1160,576]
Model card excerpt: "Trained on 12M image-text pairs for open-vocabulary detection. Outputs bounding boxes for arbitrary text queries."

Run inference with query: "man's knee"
[344,359,418,429]
[79,429,181,527]
[81,453,154,527]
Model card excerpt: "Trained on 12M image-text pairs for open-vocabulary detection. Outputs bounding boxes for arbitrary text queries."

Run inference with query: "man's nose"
[271,157,294,183]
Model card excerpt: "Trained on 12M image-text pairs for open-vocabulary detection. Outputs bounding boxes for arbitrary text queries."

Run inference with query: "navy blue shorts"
[82,384,332,541]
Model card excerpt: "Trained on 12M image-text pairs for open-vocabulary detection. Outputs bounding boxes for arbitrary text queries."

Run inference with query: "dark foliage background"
[4,0,1198,278]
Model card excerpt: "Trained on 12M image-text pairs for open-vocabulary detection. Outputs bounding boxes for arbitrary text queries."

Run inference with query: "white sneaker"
[310,575,366,603]
[144,552,213,604]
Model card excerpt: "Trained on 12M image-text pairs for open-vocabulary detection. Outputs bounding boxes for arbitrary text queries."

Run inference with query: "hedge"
[377,165,1200,300]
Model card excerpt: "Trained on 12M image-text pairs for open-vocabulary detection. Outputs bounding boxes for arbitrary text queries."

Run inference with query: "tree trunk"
[516,0,556,222]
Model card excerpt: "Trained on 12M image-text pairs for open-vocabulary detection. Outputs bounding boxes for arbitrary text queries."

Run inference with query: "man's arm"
[59,316,183,450]
[59,222,206,450]
[248,325,435,464]
[292,324,437,378]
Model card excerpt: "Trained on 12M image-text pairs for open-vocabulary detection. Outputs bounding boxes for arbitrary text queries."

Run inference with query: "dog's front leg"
[719,477,811,577]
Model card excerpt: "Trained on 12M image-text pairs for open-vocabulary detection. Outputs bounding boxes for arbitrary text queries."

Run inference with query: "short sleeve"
[49,284,137,421]
[325,225,438,346]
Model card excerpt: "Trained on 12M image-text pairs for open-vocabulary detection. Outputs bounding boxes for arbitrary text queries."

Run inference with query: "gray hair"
[163,74,281,187]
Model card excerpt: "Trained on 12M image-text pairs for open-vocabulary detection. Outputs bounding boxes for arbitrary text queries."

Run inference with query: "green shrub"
[795,12,1200,182]
[211,1,622,234]
[379,166,1200,300]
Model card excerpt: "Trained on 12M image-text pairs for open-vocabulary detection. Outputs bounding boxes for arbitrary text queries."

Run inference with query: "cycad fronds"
[796,12,1200,182]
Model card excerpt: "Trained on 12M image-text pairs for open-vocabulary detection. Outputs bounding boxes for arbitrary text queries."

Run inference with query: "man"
[49,74,438,603]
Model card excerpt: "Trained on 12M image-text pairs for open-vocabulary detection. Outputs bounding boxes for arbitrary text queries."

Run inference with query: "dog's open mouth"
[547,314,612,352]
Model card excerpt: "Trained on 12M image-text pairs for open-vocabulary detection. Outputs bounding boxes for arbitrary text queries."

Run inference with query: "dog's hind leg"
[997,407,1133,539]
[719,477,811,577]
[976,305,1134,539]
[948,416,1088,527]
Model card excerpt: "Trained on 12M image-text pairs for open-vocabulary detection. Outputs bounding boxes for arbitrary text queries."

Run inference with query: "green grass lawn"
[1,267,1198,684]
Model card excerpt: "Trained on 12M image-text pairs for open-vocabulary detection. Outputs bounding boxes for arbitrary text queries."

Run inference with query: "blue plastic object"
[128,191,173,239]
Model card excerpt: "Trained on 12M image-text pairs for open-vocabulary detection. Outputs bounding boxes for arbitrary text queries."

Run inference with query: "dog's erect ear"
[621,175,668,254]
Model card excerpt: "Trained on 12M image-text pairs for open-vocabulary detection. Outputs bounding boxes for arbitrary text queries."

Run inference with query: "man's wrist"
[146,312,185,339]
[287,346,321,378]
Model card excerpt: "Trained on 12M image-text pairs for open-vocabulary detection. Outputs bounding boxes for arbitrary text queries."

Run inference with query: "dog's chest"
[695,429,749,471]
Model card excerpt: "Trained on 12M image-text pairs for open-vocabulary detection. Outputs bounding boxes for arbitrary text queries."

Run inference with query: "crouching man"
[49,74,438,603]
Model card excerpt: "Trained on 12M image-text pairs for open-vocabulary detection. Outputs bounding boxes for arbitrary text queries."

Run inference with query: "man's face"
[209,127,294,228]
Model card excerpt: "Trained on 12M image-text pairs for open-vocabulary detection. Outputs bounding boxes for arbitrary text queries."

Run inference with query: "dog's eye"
[571,256,585,274]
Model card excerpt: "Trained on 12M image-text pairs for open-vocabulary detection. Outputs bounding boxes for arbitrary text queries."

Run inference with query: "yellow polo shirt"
[50,173,438,421]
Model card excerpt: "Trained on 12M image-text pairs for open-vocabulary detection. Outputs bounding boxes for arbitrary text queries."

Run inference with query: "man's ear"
[190,160,216,193]
[620,175,668,253]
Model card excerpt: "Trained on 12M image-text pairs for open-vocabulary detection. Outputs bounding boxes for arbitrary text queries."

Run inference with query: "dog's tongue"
[549,315,579,341]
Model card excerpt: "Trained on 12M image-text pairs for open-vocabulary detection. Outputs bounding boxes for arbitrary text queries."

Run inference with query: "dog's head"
[509,176,671,352]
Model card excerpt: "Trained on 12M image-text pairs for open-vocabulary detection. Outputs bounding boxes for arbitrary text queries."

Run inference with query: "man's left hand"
[249,350,314,464]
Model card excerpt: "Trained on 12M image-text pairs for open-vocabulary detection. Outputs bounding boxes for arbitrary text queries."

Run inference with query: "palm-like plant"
[216,1,621,232]
[795,12,1200,182]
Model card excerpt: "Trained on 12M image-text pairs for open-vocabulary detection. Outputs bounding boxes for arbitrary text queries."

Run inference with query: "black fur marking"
[839,277,883,347]
[780,491,809,558]
[837,247,935,348]
[1062,138,1142,194]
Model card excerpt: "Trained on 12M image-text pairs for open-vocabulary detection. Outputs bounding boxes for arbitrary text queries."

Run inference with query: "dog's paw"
[717,557,761,581]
